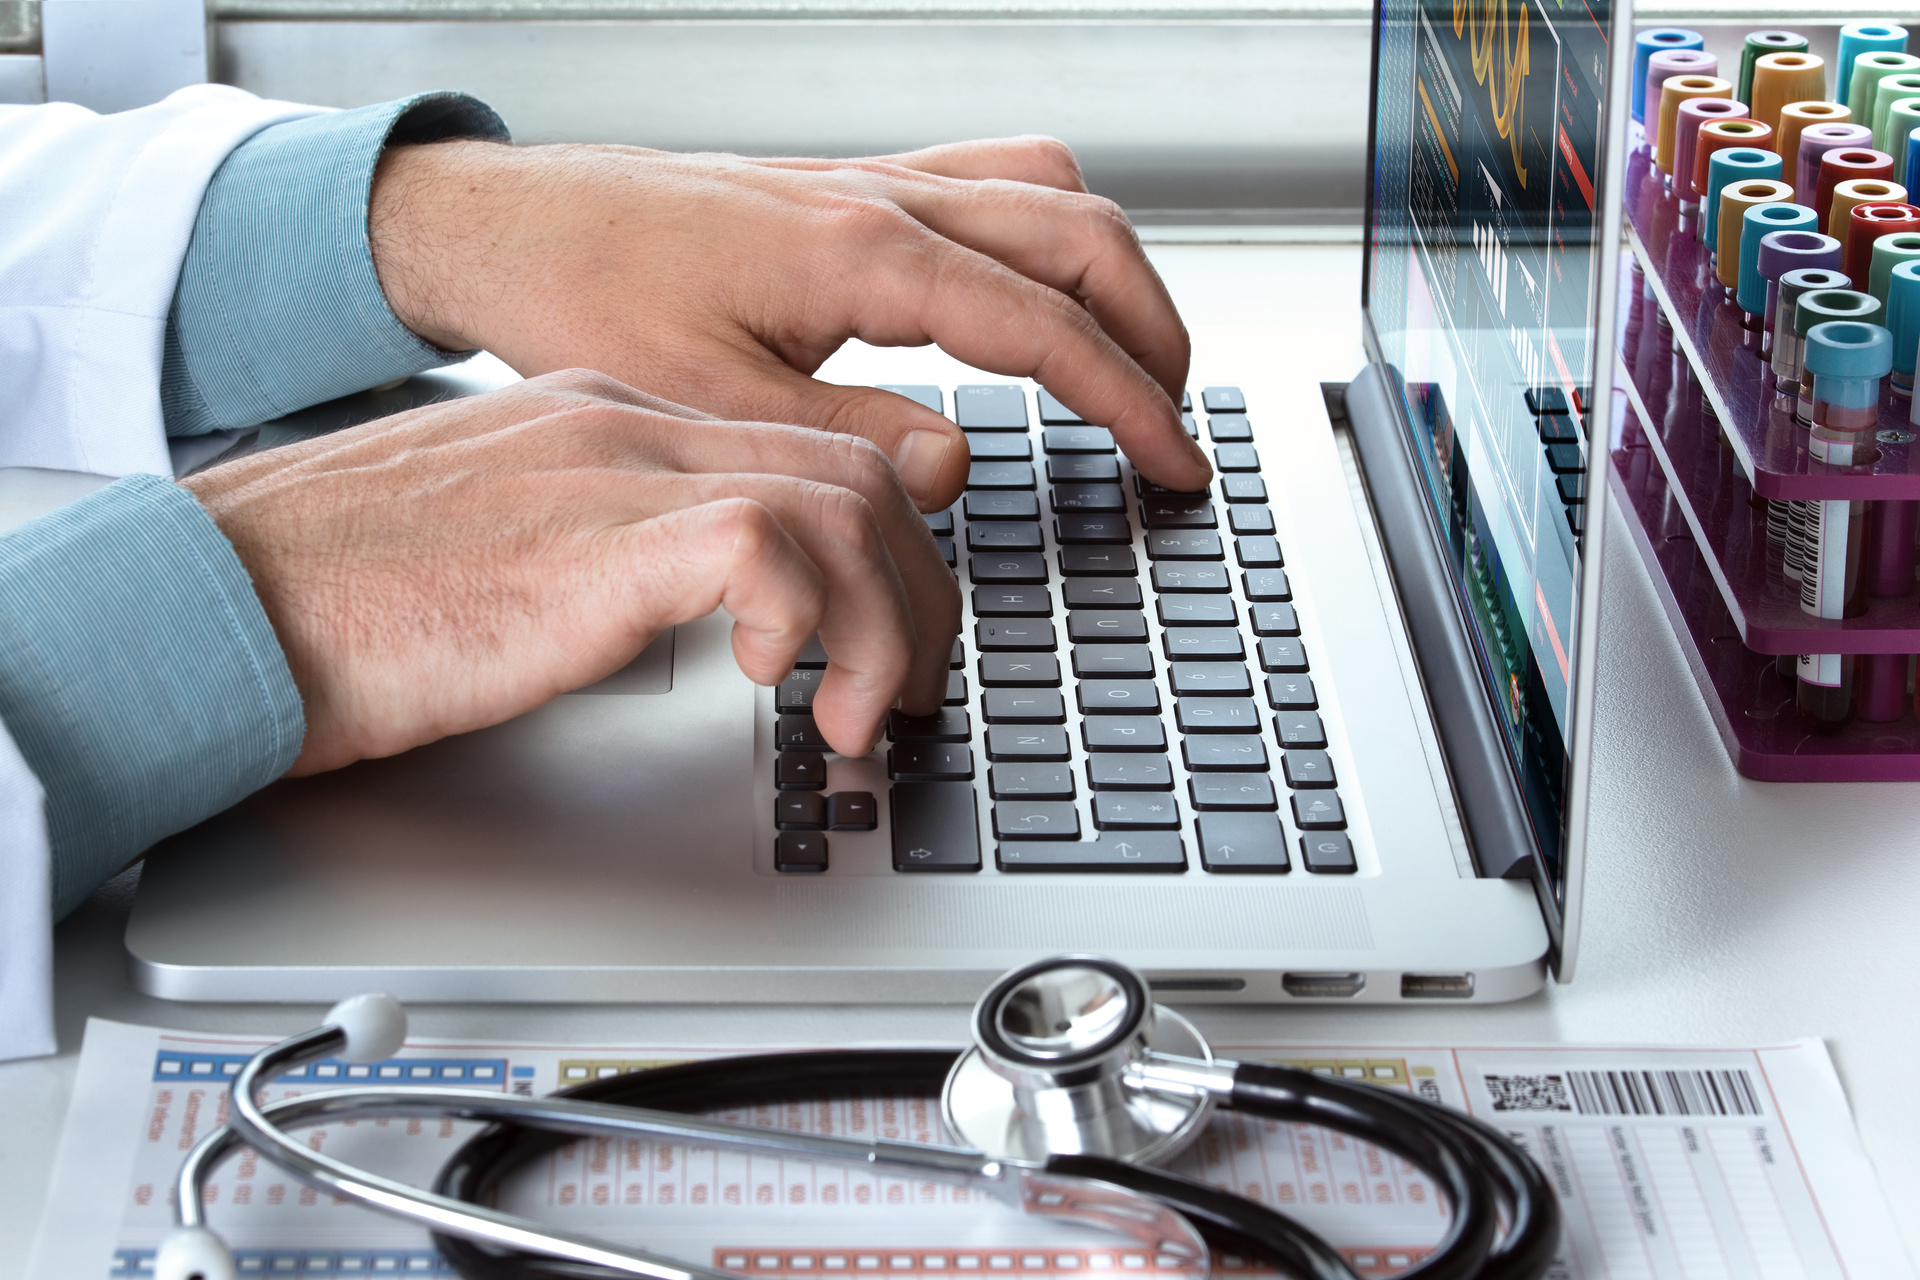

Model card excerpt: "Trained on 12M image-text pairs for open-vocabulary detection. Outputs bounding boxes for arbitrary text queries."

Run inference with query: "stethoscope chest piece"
[941,955,1215,1167]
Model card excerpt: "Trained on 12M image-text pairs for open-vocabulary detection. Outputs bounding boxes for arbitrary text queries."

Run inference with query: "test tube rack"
[1613,129,1920,779]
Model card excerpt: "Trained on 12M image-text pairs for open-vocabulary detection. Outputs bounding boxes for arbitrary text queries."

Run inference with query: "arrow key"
[1196,813,1289,873]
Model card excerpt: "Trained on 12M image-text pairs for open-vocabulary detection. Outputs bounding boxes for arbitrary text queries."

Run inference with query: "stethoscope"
[157,955,1561,1280]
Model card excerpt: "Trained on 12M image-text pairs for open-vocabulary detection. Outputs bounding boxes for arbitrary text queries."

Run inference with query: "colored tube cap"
[1867,230,1920,305]
[1741,31,1810,104]
[1704,147,1783,251]
[1794,287,1884,338]
[1656,74,1730,175]
[1693,119,1773,199]
[1778,101,1853,176]
[1719,181,1795,289]
[1758,229,1844,285]
[1739,204,1821,313]
[1844,202,1920,288]
[1885,257,1920,376]
[1849,51,1920,120]
[1796,121,1870,206]
[1676,98,1749,201]
[1908,128,1920,201]
[1804,320,1894,379]
[1838,23,1909,104]
[1635,28,1704,124]
[1818,151,1899,231]
[1751,51,1826,133]
[1872,74,1920,151]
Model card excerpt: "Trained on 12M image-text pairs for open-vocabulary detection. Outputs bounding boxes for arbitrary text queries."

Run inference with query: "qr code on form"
[1484,1074,1575,1112]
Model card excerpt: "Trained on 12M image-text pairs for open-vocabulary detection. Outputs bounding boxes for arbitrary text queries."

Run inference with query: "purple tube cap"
[1757,229,1844,281]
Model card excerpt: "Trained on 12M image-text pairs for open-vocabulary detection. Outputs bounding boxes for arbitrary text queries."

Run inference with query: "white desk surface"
[3,242,1916,1275]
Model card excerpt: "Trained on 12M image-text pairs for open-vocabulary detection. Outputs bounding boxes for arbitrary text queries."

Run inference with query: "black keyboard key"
[878,383,943,415]
[935,536,956,567]
[1162,628,1244,660]
[1181,412,1199,438]
[1036,389,1085,425]
[970,552,1048,584]
[994,800,1081,840]
[1265,674,1318,710]
[924,510,955,535]
[983,688,1067,724]
[1257,637,1309,672]
[968,522,1042,552]
[1291,791,1346,830]
[1188,773,1277,811]
[1072,644,1153,678]
[1146,530,1223,560]
[1202,386,1246,414]
[1078,680,1161,715]
[827,791,878,830]
[954,384,1028,429]
[1157,596,1236,627]
[1250,603,1299,636]
[973,587,1052,617]
[1526,386,1568,415]
[888,708,971,742]
[776,715,827,751]
[1175,697,1261,734]
[1242,569,1290,601]
[1141,498,1216,528]
[1227,506,1275,535]
[967,461,1035,489]
[1182,390,1192,412]
[1206,414,1253,442]
[945,670,968,705]
[986,724,1071,761]
[1282,749,1336,788]
[1183,735,1267,772]
[976,620,1057,651]
[777,670,819,712]
[989,762,1075,798]
[1064,578,1142,609]
[1151,563,1230,593]
[794,636,830,668]
[1197,813,1289,873]
[1221,475,1268,503]
[966,433,1032,460]
[1558,473,1587,504]
[776,751,827,790]
[1537,413,1578,443]
[1170,663,1251,696]
[1068,610,1148,643]
[1058,547,1137,577]
[887,743,975,781]
[1567,506,1586,537]
[1236,537,1283,568]
[1088,755,1174,791]
[1047,455,1120,483]
[1081,716,1166,752]
[952,638,966,668]
[776,792,827,829]
[892,781,981,871]
[1214,445,1260,472]
[964,491,1039,521]
[998,830,1185,872]
[1136,476,1209,499]
[1273,711,1327,748]
[1051,482,1125,512]
[1300,831,1357,873]
[1043,426,1114,453]
[776,831,828,873]
[1054,514,1132,544]
[979,653,1060,686]
[1092,793,1181,830]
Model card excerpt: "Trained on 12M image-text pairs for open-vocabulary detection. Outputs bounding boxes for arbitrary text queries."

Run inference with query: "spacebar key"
[891,782,983,872]
[997,831,1185,872]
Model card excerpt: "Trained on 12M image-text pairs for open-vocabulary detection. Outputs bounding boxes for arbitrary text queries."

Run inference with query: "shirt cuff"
[0,475,305,918]
[160,91,511,438]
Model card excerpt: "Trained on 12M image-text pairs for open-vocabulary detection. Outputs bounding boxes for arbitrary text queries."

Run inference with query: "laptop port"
[1401,972,1475,999]
[1149,977,1247,993]
[1281,972,1365,998]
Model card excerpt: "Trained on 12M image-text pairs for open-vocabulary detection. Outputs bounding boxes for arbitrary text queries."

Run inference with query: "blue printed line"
[152,1051,509,1087]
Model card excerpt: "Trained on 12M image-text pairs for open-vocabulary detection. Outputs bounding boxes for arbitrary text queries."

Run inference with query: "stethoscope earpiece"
[323,991,407,1064]
[153,1224,237,1280]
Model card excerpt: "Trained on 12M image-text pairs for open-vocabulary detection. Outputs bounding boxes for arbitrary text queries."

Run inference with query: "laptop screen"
[1361,0,1615,909]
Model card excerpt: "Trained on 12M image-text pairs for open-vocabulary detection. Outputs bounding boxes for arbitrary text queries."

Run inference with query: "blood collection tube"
[1793,121,1867,206]
[1866,498,1919,595]
[1676,99,1748,214]
[1867,230,1920,306]
[1757,230,1842,354]
[1872,74,1920,151]
[1849,51,1920,121]
[1815,149,1897,229]
[1826,173,1905,240]
[1634,28,1704,125]
[1656,75,1730,177]
[1703,147,1782,253]
[1838,22,1910,104]
[1797,650,1856,730]
[1793,288,1884,422]
[1855,652,1907,721]
[1887,258,1920,393]
[1807,319,1893,455]
[1750,51,1826,133]
[1773,266,1852,394]
[1779,102,1852,177]
[1741,31,1809,105]
[1739,203,1819,321]
[1843,202,1920,289]
[1717,181,1795,289]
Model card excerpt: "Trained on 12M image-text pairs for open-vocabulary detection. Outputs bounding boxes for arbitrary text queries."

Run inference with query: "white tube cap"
[322,992,407,1064]
[154,1226,235,1280]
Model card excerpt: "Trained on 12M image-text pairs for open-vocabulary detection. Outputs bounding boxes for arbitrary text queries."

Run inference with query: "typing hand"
[183,372,960,773]
[365,136,1209,511]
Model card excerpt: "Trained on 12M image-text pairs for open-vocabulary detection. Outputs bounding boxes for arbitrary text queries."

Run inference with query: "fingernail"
[893,429,955,504]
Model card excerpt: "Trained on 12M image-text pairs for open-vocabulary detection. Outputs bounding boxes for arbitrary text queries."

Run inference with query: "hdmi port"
[1282,972,1366,998]
[1401,973,1475,999]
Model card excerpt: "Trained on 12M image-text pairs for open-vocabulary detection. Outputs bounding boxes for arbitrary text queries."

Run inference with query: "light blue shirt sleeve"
[161,91,510,436]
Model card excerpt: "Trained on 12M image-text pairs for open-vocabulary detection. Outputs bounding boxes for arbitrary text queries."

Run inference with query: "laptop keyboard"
[770,384,1354,877]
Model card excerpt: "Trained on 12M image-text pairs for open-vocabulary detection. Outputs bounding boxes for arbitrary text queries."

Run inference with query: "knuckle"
[1017,135,1084,185]
[828,195,916,245]
[536,367,631,401]
[826,429,898,493]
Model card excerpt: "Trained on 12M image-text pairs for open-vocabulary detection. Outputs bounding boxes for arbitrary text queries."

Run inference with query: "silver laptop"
[128,0,1630,1005]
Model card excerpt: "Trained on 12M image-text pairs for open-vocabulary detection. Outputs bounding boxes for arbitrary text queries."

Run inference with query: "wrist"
[368,138,515,353]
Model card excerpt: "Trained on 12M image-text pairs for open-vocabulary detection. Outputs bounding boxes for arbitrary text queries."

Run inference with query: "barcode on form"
[1484,1069,1764,1117]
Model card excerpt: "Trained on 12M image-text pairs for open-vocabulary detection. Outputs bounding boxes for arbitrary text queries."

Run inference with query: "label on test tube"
[1799,652,1846,687]
[1800,499,1854,617]
[1783,499,1812,581]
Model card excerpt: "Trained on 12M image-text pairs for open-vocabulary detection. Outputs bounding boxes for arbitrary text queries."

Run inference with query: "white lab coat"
[0,85,321,1062]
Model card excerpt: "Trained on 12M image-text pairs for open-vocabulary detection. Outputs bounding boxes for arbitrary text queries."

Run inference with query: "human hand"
[366,135,1208,510]
[183,371,960,773]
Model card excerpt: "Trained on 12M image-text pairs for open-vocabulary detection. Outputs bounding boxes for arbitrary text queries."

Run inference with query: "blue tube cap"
[1739,204,1820,313]
[1805,320,1894,379]
[1704,148,1784,251]
[1635,28,1705,124]
[1886,258,1920,377]
[1840,23,1910,107]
